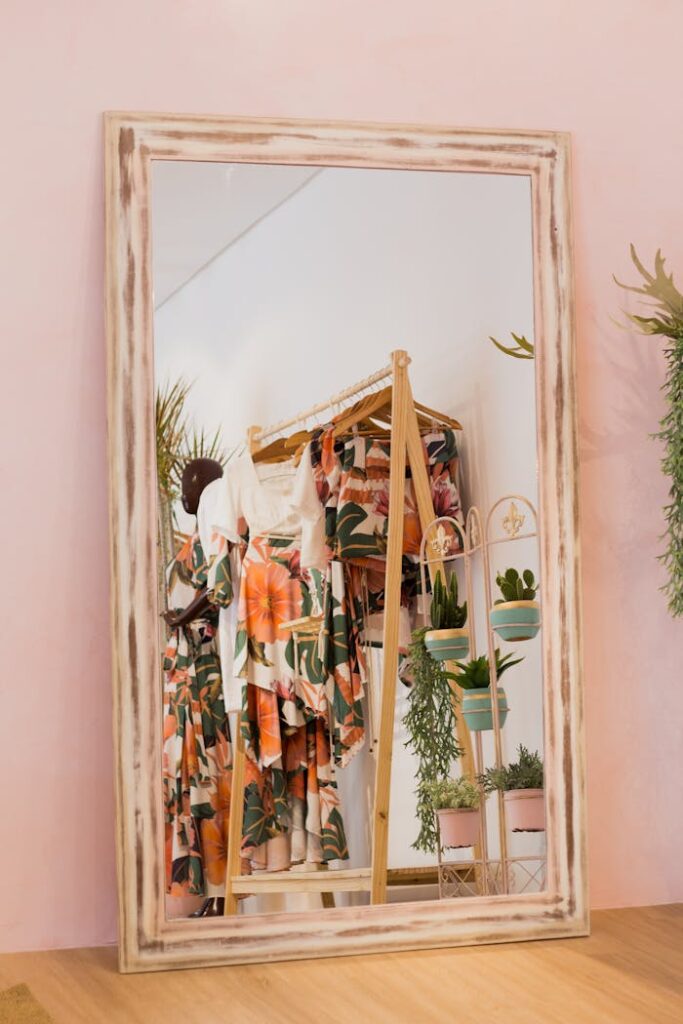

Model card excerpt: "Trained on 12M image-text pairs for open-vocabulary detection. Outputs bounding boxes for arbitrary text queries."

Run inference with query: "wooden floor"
[1,906,681,1023]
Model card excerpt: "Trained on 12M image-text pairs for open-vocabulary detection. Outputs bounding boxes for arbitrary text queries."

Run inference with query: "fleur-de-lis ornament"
[430,524,452,557]
[502,501,525,538]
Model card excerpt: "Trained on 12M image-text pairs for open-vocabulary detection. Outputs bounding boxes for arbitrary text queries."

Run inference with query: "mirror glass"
[152,160,545,920]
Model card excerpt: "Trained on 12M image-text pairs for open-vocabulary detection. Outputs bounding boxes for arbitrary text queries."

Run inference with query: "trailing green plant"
[430,570,468,629]
[479,745,544,793]
[454,649,523,690]
[403,626,464,853]
[495,567,538,604]
[424,776,481,811]
[488,332,535,360]
[615,247,683,617]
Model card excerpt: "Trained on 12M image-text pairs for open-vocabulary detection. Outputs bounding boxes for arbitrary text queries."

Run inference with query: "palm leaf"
[156,378,191,500]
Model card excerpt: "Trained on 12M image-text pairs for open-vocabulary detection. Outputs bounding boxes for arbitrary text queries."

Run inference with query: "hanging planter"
[425,778,482,849]
[425,570,469,662]
[424,627,470,662]
[480,746,545,833]
[490,568,540,642]
[504,789,545,832]
[461,687,509,733]
[455,649,522,733]
[437,807,482,848]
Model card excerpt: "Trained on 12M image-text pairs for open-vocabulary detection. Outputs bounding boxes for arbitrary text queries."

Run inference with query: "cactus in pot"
[490,567,541,642]
[425,571,470,662]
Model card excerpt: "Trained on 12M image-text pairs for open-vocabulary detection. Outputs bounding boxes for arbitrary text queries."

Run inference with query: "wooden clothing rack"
[224,349,475,913]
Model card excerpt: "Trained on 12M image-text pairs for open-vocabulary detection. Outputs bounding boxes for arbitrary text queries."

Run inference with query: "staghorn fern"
[488,332,535,360]
[615,247,683,617]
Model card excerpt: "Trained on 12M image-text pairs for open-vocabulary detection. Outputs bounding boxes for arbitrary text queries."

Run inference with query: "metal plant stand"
[419,495,547,900]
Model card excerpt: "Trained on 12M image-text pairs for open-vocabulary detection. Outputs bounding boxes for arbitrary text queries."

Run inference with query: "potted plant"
[455,649,522,732]
[480,745,545,832]
[490,567,541,641]
[424,570,469,662]
[403,627,463,853]
[424,777,482,849]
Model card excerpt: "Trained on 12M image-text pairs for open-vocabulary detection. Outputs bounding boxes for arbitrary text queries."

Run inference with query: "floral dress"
[209,453,349,865]
[162,533,232,897]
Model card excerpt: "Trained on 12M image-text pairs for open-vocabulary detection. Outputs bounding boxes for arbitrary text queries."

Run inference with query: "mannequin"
[162,458,223,631]
[163,457,227,918]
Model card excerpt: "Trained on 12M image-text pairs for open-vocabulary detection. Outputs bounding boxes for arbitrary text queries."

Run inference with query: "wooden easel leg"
[224,712,246,915]
[370,351,411,905]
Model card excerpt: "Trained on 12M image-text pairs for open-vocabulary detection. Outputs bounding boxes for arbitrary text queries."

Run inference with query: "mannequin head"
[181,458,223,516]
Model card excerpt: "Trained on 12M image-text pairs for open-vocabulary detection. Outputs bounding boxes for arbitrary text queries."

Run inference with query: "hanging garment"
[335,428,463,568]
[309,426,464,678]
[306,429,366,765]
[162,533,232,897]
[197,476,243,712]
[210,452,349,865]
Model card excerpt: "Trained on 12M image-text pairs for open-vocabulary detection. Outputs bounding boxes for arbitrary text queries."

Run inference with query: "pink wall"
[2,0,682,953]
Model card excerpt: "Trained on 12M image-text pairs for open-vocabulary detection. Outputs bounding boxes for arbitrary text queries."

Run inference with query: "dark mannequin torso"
[162,457,223,630]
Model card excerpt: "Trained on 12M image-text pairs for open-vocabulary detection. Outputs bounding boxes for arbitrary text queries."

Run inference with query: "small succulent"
[453,649,523,690]
[495,567,538,604]
[424,776,481,811]
[479,745,544,792]
[430,570,468,629]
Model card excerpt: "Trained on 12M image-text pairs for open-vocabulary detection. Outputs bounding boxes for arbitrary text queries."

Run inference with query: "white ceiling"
[151,162,319,307]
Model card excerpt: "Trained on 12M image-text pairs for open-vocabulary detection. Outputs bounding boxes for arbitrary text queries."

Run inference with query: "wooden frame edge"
[104,112,586,972]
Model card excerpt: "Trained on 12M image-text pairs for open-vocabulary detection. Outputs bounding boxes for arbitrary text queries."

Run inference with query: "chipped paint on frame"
[104,113,587,972]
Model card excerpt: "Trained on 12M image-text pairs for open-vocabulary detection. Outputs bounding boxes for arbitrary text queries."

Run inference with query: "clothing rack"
[253,363,394,445]
[224,350,475,913]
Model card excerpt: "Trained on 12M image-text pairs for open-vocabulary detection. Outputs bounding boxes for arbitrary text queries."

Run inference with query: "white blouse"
[210,447,326,569]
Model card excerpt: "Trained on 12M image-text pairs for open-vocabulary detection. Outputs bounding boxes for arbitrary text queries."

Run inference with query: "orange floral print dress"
[210,453,349,866]
[162,533,232,897]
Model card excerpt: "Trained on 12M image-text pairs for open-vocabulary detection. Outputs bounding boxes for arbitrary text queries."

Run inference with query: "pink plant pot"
[436,807,481,848]
[504,789,545,832]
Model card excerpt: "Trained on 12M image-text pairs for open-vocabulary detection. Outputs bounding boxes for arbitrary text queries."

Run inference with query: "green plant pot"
[461,687,509,733]
[424,628,470,662]
[489,600,540,642]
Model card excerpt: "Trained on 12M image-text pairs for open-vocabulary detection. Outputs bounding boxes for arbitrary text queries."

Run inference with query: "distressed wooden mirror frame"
[104,113,587,972]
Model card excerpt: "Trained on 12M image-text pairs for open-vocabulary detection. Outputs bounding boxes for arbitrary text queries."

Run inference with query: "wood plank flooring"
[0,905,681,1023]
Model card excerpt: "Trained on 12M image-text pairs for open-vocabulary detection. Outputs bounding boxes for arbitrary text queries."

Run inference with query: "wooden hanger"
[250,385,462,463]
[331,384,462,437]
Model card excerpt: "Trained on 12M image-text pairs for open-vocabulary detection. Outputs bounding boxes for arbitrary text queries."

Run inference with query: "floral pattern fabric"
[311,427,463,612]
[234,533,349,863]
[162,533,232,897]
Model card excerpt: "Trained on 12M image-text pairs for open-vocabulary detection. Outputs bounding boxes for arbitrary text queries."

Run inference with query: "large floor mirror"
[105,116,586,971]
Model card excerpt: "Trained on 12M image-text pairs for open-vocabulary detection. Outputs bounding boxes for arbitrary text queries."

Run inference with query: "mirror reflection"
[152,161,545,920]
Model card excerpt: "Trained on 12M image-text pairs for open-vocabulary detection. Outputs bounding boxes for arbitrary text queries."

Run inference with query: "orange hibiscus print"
[243,560,300,644]
[201,814,229,887]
